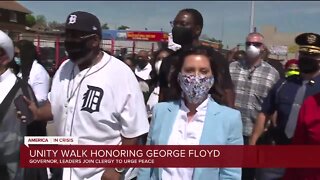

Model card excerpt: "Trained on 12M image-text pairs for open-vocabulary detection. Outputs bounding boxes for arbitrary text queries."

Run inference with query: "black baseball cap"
[65,11,102,38]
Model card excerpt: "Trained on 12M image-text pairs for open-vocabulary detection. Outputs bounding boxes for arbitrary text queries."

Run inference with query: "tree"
[26,14,36,27]
[48,21,64,31]
[208,37,219,42]
[101,23,109,30]
[200,34,219,42]
[117,25,130,30]
[35,15,47,26]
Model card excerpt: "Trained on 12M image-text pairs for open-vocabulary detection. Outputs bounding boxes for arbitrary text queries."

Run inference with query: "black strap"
[275,80,288,105]
[0,80,20,124]
[16,78,39,138]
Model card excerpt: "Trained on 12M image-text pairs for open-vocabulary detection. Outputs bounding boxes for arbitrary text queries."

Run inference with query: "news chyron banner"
[21,136,320,168]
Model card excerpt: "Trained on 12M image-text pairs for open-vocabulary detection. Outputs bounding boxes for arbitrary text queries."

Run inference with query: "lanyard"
[66,65,92,104]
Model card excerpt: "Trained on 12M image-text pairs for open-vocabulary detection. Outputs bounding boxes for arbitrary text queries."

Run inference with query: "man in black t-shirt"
[159,8,235,107]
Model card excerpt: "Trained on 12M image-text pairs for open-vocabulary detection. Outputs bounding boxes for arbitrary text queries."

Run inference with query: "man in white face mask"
[229,32,280,180]
[245,33,265,65]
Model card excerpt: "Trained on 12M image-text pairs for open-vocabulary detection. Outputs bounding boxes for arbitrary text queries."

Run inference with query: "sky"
[18,1,320,48]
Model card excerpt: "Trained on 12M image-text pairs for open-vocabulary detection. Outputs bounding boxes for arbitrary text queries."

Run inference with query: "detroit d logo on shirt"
[81,85,104,113]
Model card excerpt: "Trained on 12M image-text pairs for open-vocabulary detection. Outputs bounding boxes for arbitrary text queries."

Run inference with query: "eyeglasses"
[170,20,191,28]
[79,34,96,39]
[245,42,263,47]
[65,33,97,40]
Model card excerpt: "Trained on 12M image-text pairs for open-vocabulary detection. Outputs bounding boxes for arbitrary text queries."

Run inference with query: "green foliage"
[101,23,109,30]
[35,15,47,26]
[117,25,130,30]
[25,14,36,27]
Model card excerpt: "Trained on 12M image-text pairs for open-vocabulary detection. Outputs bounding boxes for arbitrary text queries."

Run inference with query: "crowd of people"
[0,7,320,180]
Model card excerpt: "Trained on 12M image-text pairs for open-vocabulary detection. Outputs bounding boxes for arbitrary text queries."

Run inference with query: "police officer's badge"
[307,34,317,44]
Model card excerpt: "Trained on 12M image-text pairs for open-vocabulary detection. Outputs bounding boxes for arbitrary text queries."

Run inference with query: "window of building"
[9,12,17,22]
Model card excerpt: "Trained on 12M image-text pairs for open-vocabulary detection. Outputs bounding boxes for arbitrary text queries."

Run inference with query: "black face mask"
[65,39,92,63]
[172,26,194,45]
[137,59,148,69]
[298,57,320,74]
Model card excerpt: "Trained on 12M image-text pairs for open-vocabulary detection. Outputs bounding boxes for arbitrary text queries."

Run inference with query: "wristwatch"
[115,168,126,174]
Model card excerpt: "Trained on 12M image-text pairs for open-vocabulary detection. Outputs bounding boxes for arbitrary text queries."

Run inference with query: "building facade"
[261,25,301,61]
[0,1,32,39]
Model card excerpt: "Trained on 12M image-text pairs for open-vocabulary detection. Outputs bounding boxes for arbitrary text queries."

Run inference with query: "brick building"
[0,1,32,39]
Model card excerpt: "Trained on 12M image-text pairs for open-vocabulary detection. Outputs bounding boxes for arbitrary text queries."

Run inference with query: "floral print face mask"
[178,73,215,104]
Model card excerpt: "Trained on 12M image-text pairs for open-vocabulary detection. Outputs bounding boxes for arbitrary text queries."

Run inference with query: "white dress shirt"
[146,85,159,114]
[0,69,17,104]
[17,60,50,102]
[162,97,209,180]
[135,63,152,81]
[135,63,152,93]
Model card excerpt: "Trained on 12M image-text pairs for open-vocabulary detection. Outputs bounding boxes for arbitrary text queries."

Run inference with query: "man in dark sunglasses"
[229,32,280,180]
[245,33,265,61]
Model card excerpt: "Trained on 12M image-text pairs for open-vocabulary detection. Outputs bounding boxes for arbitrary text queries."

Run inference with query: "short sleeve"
[261,80,283,115]
[30,64,50,103]
[117,68,150,138]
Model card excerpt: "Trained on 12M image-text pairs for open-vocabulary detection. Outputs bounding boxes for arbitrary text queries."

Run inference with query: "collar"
[135,63,152,80]
[239,59,263,70]
[0,69,13,82]
[180,96,210,114]
[73,52,111,76]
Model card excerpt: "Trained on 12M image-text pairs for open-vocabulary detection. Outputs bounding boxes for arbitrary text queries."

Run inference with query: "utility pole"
[221,14,225,43]
[249,1,255,33]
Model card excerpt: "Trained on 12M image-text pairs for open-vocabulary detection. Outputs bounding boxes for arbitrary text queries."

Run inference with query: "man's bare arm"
[249,112,269,145]
[19,97,53,121]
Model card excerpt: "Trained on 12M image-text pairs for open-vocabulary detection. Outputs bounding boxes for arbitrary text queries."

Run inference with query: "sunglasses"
[0,48,5,57]
[170,20,192,28]
[246,42,263,47]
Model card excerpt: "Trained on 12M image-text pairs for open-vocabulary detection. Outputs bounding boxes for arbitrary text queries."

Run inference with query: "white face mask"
[155,60,162,75]
[246,45,261,58]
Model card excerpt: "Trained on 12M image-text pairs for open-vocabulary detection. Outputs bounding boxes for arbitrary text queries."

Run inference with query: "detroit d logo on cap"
[68,15,77,24]
[81,85,104,113]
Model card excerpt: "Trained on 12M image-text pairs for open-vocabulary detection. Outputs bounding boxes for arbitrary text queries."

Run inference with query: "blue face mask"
[14,57,21,65]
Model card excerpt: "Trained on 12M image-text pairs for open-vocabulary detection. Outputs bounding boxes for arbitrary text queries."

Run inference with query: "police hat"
[295,33,320,54]
[65,11,102,38]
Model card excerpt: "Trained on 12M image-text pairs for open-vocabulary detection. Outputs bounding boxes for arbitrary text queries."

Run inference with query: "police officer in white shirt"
[21,11,149,180]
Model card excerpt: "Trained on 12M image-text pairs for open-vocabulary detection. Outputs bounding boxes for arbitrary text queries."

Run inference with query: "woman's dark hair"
[16,40,38,81]
[169,46,225,105]
[149,48,174,89]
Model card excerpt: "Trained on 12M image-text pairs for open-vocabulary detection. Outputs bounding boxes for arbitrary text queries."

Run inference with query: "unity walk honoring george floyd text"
[27,149,221,165]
